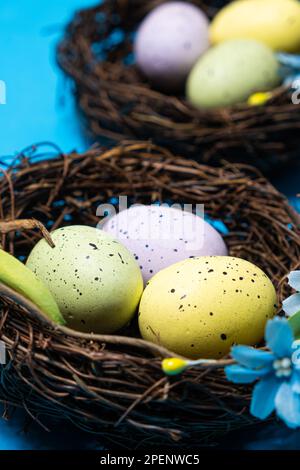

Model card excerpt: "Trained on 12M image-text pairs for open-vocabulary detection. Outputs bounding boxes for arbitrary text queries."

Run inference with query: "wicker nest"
[57,0,300,174]
[1,141,300,448]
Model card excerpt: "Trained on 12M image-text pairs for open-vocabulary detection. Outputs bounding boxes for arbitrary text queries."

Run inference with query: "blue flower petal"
[292,340,300,371]
[291,371,300,394]
[265,317,294,358]
[277,52,300,69]
[282,293,300,317]
[231,345,274,369]
[225,365,269,384]
[288,271,300,291]
[250,375,280,420]
[275,381,300,429]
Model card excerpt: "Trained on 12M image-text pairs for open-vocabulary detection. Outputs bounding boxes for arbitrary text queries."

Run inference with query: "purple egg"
[134,1,210,92]
[102,205,228,283]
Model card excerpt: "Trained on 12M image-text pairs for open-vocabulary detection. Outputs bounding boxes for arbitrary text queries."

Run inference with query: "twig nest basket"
[1,142,300,447]
[57,0,300,174]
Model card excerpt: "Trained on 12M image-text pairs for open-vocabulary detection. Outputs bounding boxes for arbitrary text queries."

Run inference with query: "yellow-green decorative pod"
[139,256,277,359]
[0,249,64,325]
[26,226,143,333]
[210,0,300,53]
[186,39,280,108]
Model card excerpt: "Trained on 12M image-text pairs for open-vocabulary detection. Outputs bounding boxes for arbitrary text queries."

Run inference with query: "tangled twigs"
[57,0,300,174]
[0,219,55,248]
[0,141,299,447]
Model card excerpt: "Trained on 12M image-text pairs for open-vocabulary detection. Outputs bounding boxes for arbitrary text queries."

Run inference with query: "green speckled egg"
[186,39,280,108]
[139,256,277,359]
[26,226,143,333]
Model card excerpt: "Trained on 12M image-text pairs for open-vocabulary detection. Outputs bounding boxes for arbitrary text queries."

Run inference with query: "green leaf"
[288,311,300,340]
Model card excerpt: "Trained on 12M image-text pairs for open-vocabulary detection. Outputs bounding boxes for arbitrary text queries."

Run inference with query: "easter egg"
[134,1,210,91]
[102,205,228,283]
[210,0,300,53]
[26,226,143,333]
[138,256,277,359]
[186,39,280,108]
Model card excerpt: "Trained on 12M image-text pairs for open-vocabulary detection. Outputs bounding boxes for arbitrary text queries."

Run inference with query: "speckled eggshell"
[26,226,143,333]
[134,1,210,91]
[210,0,300,53]
[186,39,281,108]
[102,205,228,284]
[138,256,277,359]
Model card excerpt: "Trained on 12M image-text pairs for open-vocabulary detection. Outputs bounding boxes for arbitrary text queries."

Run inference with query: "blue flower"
[282,271,300,317]
[225,317,300,428]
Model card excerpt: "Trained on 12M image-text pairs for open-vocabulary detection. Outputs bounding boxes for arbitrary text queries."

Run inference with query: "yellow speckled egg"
[210,0,300,53]
[139,256,277,359]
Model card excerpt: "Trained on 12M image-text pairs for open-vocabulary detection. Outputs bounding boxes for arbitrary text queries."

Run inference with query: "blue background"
[0,0,300,450]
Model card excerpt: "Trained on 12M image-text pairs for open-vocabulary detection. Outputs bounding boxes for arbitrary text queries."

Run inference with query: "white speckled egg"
[26,226,143,333]
[102,205,228,283]
[139,256,277,359]
[186,39,280,108]
[134,1,210,91]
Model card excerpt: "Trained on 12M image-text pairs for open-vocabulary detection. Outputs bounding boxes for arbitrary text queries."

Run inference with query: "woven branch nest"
[1,141,300,448]
[57,0,300,174]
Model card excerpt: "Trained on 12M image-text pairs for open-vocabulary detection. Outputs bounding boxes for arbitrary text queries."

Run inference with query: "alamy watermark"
[0,80,6,105]
[291,79,300,105]
[0,340,6,364]
[96,196,205,251]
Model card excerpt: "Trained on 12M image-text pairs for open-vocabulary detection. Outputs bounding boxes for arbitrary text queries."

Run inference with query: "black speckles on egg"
[89,243,99,250]
[170,289,176,293]
[118,252,125,264]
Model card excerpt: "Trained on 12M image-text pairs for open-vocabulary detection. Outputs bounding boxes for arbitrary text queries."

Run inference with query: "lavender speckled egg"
[134,1,210,92]
[102,205,228,283]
